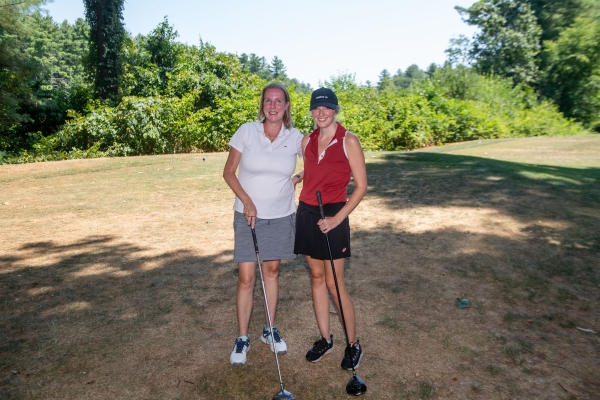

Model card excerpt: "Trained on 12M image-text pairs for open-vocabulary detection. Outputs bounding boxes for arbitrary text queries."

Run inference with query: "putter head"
[272,389,295,400]
[346,375,367,396]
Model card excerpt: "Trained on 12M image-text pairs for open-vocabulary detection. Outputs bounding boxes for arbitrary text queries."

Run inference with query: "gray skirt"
[233,211,297,262]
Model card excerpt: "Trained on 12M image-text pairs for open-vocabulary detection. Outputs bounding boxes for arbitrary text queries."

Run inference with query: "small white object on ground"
[576,327,597,334]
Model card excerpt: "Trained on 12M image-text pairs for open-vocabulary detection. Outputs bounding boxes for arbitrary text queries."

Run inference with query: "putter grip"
[316,191,326,220]
[251,228,259,253]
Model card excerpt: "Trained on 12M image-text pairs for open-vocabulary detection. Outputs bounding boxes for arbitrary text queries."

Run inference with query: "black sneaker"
[341,341,364,370]
[306,335,334,362]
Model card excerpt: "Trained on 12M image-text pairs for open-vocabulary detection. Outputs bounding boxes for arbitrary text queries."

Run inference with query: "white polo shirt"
[229,121,304,219]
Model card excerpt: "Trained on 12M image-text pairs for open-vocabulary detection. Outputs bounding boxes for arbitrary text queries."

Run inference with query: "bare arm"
[222,147,257,228]
[318,133,367,232]
[292,170,304,188]
[293,134,310,188]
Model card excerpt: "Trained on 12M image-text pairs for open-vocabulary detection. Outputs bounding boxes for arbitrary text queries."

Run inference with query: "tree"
[456,0,542,85]
[392,69,410,89]
[426,63,439,77]
[526,0,591,42]
[0,0,47,137]
[389,65,427,90]
[23,13,88,87]
[269,56,287,80]
[145,16,181,91]
[83,0,125,103]
[541,16,600,126]
[15,12,89,136]
[377,69,392,91]
[239,53,271,80]
[445,34,472,66]
[405,64,428,81]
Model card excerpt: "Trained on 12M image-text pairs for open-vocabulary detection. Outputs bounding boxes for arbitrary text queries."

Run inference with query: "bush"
[4,65,589,164]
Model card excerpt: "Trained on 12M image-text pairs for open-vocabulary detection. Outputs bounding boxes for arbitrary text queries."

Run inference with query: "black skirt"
[294,201,351,260]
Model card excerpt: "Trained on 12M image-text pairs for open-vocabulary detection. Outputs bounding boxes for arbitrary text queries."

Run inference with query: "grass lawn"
[1,135,599,399]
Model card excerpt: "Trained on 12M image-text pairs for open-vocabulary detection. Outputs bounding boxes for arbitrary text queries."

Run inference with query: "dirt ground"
[1,137,599,399]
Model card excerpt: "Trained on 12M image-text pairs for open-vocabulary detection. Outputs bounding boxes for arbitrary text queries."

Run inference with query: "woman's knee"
[238,274,255,290]
[262,261,280,279]
[309,266,326,282]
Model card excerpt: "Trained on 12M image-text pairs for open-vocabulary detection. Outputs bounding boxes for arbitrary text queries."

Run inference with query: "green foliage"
[269,56,287,80]
[83,0,125,103]
[289,88,312,133]
[0,4,89,153]
[57,96,192,156]
[37,65,266,157]
[451,0,600,128]
[327,69,584,152]
[17,13,89,133]
[145,16,182,92]
[1,8,589,164]
[456,0,542,85]
[377,65,429,91]
[121,34,162,97]
[527,0,592,42]
[377,69,392,91]
[24,13,88,87]
[541,16,600,126]
[184,73,265,152]
[0,0,47,133]
[238,52,311,93]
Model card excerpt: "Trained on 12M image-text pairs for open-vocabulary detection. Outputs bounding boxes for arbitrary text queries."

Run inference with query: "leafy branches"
[83,0,125,103]
[455,0,541,85]
[451,0,600,128]
[0,0,47,146]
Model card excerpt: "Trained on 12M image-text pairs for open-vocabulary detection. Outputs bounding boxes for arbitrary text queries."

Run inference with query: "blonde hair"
[258,82,293,129]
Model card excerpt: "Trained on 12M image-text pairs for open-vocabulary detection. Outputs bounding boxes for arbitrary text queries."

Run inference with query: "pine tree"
[269,56,287,80]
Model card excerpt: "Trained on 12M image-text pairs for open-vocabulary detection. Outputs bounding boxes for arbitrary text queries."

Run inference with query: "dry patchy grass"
[1,136,599,399]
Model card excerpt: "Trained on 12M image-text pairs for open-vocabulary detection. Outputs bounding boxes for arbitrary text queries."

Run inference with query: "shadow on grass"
[0,235,243,398]
[364,152,600,251]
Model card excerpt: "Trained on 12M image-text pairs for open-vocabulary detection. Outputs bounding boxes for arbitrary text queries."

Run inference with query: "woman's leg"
[307,255,331,338]
[236,262,256,336]
[324,258,357,343]
[260,259,281,326]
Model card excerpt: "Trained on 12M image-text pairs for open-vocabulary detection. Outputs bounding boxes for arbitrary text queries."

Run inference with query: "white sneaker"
[261,326,287,355]
[230,336,250,366]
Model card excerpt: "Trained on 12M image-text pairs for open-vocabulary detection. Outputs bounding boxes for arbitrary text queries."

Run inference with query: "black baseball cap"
[310,87,338,110]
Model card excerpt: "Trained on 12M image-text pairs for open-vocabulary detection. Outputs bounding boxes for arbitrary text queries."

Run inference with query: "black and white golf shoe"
[306,334,334,362]
[341,341,363,370]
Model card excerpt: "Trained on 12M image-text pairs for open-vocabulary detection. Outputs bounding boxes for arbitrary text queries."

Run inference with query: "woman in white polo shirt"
[223,82,304,366]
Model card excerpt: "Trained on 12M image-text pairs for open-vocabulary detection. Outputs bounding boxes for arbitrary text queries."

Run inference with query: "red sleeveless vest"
[299,123,351,206]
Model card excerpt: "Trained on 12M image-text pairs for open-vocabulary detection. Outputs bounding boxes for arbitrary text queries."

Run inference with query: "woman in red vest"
[294,87,367,370]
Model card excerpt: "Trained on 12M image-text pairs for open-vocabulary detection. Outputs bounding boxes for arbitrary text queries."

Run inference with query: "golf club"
[316,190,367,396]
[251,228,295,400]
